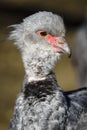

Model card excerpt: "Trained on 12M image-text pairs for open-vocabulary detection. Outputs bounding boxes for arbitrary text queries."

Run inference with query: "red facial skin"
[37,30,65,53]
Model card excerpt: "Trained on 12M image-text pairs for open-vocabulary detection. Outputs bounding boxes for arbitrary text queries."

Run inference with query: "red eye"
[37,31,48,37]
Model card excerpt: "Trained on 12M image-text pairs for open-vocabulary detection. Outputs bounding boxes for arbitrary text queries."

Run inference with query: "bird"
[73,15,87,87]
[9,11,87,130]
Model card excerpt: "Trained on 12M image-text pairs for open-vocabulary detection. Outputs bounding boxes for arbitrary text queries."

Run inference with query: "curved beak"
[55,37,72,58]
[45,35,72,58]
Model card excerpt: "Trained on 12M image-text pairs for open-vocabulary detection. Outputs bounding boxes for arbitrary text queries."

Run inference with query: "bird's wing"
[65,87,87,109]
[64,87,87,130]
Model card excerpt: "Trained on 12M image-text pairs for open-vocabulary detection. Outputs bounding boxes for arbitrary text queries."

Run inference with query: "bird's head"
[9,11,71,78]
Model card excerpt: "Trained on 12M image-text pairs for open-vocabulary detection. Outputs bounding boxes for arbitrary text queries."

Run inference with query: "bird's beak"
[54,36,71,58]
[45,35,71,58]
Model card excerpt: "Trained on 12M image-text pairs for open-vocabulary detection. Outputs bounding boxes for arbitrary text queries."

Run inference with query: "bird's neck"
[22,72,62,99]
[21,47,60,82]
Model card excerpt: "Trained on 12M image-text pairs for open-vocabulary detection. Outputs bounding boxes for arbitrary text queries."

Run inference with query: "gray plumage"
[9,11,87,130]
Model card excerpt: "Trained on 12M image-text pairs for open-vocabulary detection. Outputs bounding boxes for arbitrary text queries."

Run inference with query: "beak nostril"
[59,41,64,44]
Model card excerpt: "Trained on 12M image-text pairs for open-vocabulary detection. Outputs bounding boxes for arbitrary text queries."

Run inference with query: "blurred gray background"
[0,0,87,130]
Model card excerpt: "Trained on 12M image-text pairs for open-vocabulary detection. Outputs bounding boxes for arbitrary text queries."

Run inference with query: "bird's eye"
[40,31,47,36]
[36,30,48,37]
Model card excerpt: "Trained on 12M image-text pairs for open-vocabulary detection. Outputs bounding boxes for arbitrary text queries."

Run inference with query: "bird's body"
[9,11,87,130]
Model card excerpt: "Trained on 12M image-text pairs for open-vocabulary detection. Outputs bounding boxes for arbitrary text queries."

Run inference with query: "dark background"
[0,0,87,130]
